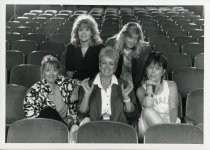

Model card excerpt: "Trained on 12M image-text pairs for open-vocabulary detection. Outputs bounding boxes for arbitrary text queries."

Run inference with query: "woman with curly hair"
[106,22,151,90]
[65,14,104,81]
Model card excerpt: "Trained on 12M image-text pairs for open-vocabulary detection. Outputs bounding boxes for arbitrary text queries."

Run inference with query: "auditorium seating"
[181,42,204,58]
[185,89,203,125]
[194,53,204,69]
[6,32,22,45]
[144,123,203,144]
[10,64,40,88]
[7,118,69,143]
[77,121,138,143]
[6,84,28,125]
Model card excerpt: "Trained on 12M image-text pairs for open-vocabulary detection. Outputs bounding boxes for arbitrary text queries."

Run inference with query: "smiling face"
[42,63,59,84]
[78,23,92,43]
[99,56,117,78]
[146,62,165,83]
[124,33,139,49]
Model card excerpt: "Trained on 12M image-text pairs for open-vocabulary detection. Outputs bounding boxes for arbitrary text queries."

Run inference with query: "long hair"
[115,22,146,59]
[70,14,102,47]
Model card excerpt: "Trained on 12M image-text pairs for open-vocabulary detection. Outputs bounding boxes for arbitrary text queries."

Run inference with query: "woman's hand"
[81,78,94,96]
[121,82,133,100]
[70,86,79,103]
[144,80,157,94]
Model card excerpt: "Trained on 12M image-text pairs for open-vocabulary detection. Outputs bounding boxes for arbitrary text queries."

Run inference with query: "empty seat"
[39,13,53,20]
[48,33,70,44]
[77,121,138,143]
[40,41,66,57]
[6,50,24,73]
[11,40,37,56]
[166,29,188,38]
[10,64,40,88]
[185,89,203,125]
[6,32,22,45]
[181,42,204,58]
[194,53,204,69]
[35,27,55,38]
[24,22,41,30]
[6,84,28,124]
[144,124,203,144]
[7,118,69,143]
[7,21,21,30]
[25,33,47,46]
[172,36,197,46]
[23,13,37,20]
[15,16,30,24]
[27,51,57,65]
[197,36,204,44]
[188,29,204,38]
[166,53,192,79]
[171,67,203,99]
[6,41,10,50]
[32,17,48,25]
[13,26,33,38]
[148,35,171,46]
[152,43,180,53]
[50,17,66,24]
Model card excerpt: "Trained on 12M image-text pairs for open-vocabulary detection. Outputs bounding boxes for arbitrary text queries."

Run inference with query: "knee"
[70,124,79,133]
[141,107,154,117]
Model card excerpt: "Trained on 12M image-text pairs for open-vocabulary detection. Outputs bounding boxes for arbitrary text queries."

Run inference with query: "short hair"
[71,14,102,47]
[99,46,120,65]
[40,55,61,77]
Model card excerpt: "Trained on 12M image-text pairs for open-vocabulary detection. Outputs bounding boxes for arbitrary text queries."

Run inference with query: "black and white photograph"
[0,0,209,149]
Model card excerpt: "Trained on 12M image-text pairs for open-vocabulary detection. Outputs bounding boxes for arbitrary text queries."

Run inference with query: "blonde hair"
[115,22,146,59]
[71,14,102,47]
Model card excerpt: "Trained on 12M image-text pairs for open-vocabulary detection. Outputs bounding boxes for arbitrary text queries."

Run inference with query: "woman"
[136,52,181,138]
[106,22,151,89]
[23,55,88,142]
[78,46,139,124]
[65,14,104,81]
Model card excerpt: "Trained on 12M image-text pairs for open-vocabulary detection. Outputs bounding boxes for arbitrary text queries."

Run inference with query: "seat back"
[194,53,204,69]
[171,67,204,98]
[185,89,203,125]
[6,50,24,72]
[10,64,40,88]
[11,40,37,56]
[144,124,203,144]
[7,118,69,143]
[27,51,57,65]
[181,42,204,58]
[6,84,28,124]
[77,121,138,143]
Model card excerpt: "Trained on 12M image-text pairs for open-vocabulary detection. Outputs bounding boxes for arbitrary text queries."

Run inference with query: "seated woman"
[106,22,151,89]
[23,55,88,142]
[136,52,181,138]
[77,46,139,124]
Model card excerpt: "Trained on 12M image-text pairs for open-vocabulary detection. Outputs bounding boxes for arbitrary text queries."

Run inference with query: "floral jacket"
[23,75,80,125]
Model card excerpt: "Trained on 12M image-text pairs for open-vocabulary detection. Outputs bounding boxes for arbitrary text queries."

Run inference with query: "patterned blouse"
[23,75,80,126]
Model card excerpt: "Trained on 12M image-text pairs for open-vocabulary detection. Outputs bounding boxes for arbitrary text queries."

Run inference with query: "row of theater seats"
[6,83,203,143]
[6,118,203,143]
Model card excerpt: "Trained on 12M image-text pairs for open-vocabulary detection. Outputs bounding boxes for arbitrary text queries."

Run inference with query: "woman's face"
[42,63,59,84]
[146,62,165,83]
[99,56,117,78]
[78,23,92,43]
[124,33,139,49]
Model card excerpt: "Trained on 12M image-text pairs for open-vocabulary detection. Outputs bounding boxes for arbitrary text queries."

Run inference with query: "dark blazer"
[77,78,139,124]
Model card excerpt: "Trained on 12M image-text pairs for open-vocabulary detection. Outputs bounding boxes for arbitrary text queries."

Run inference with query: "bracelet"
[145,93,154,98]
[123,98,131,103]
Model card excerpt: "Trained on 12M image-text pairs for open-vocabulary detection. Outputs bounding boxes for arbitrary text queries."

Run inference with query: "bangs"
[79,21,92,30]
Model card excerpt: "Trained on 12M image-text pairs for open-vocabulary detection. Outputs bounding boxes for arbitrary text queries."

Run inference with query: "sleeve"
[65,44,75,72]
[23,87,40,118]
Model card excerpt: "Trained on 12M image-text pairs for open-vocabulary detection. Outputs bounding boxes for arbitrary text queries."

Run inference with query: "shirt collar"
[93,73,118,89]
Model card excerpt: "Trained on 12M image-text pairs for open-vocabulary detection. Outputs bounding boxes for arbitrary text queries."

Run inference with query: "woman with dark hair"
[65,14,104,81]
[136,52,181,138]
[106,22,151,89]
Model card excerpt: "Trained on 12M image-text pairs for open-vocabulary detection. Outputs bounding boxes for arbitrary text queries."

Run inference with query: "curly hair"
[115,22,146,59]
[70,14,103,47]
[40,55,61,78]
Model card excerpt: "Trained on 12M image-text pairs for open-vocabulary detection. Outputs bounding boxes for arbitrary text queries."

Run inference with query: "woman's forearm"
[79,94,90,113]
[169,107,178,123]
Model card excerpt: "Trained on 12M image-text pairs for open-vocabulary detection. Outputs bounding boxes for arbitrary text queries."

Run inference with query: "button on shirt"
[93,73,118,116]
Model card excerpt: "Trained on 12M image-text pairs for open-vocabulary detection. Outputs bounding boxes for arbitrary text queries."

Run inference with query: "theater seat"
[10,64,40,88]
[144,123,203,144]
[171,67,203,99]
[77,121,138,143]
[6,84,28,124]
[185,89,203,125]
[194,53,204,69]
[7,118,69,143]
